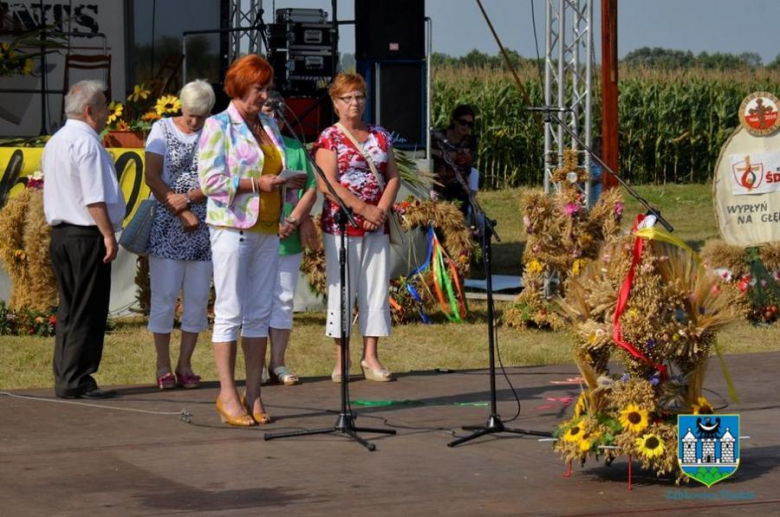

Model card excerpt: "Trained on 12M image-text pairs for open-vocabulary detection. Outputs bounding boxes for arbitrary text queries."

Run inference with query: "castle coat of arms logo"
[677,414,740,487]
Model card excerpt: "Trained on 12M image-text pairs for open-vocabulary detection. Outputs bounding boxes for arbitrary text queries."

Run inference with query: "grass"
[1,185,777,391]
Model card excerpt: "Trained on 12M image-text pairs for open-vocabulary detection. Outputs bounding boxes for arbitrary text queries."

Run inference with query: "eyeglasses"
[457,118,475,128]
[337,95,367,104]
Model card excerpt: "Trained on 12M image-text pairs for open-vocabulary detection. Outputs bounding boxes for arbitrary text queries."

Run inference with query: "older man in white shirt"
[43,79,126,399]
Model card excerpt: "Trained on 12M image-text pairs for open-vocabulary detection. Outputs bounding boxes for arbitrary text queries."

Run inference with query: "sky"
[265,0,780,64]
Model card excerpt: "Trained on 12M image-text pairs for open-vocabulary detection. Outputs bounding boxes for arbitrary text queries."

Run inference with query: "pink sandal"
[157,372,176,390]
[175,371,201,389]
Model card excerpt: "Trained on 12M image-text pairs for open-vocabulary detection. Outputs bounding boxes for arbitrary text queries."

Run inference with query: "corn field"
[432,65,780,188]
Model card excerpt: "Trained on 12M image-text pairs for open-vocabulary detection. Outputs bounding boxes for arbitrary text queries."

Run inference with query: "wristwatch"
[184,192,192,205]
[285,216,299,227]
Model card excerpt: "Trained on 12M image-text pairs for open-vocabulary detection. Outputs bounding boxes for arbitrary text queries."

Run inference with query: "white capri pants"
[210,227,279,342]
[324,231,391,338]
[269,252,303,330]
[147,256,213,334]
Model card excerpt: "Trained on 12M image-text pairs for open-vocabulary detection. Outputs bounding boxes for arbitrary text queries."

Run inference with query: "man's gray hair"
[179,79,216,116]
[64,80,107,119]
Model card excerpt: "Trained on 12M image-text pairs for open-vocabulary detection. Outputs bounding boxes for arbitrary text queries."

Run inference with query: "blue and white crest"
[677,414,740,487]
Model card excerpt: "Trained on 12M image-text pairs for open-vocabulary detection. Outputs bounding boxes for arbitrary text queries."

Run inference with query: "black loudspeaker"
[355,0,425,60]
[360,60,426,150]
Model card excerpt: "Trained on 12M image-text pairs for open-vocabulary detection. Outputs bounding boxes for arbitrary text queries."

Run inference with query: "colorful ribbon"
[612,214,669,379]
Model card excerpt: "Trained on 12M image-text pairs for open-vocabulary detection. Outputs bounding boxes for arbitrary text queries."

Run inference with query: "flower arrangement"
[701,240,780,324]
[300,197,474,324]
[0,170,58,312]
[0,300,56,336]
[105,84,180,133]
[0,41,34,77]
[552,229,739,482]
[504,149,624,330]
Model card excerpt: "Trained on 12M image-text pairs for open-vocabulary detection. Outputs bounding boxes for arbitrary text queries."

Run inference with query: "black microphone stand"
[264,106,396,451]
[436,141,550,448]
[527,107,674,232]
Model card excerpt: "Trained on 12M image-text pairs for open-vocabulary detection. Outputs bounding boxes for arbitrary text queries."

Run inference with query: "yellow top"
[248,143,283,234]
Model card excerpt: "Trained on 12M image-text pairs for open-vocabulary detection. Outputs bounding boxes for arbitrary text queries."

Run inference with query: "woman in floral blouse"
[198,55,306,426]
[313,73,400,383]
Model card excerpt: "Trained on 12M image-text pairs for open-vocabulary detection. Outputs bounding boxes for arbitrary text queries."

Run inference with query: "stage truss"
[543,0,594,204]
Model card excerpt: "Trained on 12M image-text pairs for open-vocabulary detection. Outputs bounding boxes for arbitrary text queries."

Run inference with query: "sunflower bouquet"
[553,228,739,482]
[105,83,181,133]
[504,149,624,330]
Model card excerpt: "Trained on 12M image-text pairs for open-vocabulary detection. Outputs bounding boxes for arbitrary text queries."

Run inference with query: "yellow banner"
[0,147,151,226]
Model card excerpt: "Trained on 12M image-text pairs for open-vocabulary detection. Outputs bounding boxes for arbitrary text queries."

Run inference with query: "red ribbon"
[612,214,668,379]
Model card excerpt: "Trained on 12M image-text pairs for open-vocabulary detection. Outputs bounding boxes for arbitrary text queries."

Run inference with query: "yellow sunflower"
[618,403,649,433]
[127,83,151,103]
[115,120,130,131]
[155,94,181,116]
[691,396,714,415]
[563,420,586,442]
[107,101,123,124]
[574,393,587,418]
[141,111,161,122]
[578,431,601,452]
[635,433,664,459]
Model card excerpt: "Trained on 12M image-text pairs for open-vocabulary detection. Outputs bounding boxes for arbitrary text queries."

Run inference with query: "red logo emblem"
[731,155,764,191]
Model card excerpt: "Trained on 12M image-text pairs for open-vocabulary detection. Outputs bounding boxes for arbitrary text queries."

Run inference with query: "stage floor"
[2,352,779,516]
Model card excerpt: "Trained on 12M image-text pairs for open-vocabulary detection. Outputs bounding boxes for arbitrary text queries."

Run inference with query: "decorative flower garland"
[301,198,475,324]
[504,149,624,330]
[701,240,780,324]
[553,224,739,482]
[0,171,58,314]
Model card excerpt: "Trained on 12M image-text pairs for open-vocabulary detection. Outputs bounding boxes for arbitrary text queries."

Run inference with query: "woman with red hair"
[198,55,307,426]
[313,73,400,383]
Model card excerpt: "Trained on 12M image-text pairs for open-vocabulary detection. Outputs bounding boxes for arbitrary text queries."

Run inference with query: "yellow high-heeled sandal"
[215,397,256,427]
[240,392,272,425]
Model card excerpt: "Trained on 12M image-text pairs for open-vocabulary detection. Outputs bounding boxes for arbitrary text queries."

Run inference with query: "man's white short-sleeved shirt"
[42,119,126,231]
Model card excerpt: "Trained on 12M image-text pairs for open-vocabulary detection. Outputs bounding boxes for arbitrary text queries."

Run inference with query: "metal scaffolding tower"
[229,0,263,58]
[544,0,594,202]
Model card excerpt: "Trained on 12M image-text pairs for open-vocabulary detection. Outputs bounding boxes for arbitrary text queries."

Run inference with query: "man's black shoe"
[79,388,116,399]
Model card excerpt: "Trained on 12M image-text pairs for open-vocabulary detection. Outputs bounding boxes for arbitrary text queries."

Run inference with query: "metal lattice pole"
[544,0,593,200]
[230,0,262,59]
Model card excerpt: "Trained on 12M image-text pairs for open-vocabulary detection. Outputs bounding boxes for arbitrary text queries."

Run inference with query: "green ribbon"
[350,400,489,407]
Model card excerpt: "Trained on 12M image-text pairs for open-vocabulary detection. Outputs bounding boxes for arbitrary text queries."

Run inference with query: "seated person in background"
[430,105,479,215]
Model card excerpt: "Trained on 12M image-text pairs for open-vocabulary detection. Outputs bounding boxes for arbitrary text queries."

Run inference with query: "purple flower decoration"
[650,373,660,386]
[646,338,656,349]
[614,201,624,217]
[564,203,579,217]
[621,373,630,382]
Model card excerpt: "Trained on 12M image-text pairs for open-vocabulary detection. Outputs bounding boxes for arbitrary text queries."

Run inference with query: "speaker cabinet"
[359,60,426,151]
[355,0,425,60]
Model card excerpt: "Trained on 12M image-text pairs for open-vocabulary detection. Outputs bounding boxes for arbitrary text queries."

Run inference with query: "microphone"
[265,97,285,113]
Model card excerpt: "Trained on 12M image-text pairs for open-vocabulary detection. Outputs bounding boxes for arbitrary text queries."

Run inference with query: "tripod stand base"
[265,413,396,451]
[447,414,551,448]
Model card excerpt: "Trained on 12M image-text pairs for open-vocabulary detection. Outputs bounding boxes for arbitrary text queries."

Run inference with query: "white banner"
[729,151,780,196]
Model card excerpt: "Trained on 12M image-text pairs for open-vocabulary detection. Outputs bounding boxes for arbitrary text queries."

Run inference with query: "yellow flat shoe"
[240,392,273,425]
[215,398,256,427]
[360,360,393,382]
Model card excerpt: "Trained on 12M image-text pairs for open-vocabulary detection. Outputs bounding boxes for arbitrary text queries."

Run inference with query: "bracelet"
[285,216,299,227]
[251,177,257,194]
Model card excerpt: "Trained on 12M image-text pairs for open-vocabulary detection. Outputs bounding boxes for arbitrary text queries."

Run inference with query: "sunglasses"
[457,118,475,128]
[338,95,367,104]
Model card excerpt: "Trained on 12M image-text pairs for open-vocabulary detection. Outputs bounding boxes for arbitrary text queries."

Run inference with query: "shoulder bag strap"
[336,122,385,189]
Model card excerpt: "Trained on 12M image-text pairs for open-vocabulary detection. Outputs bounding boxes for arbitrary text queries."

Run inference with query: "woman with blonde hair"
[313,73,400,382]
[198,55,307,426]
[144,79,216,391]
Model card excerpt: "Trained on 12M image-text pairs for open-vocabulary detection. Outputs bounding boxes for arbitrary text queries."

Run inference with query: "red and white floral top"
[313,124,393,236]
